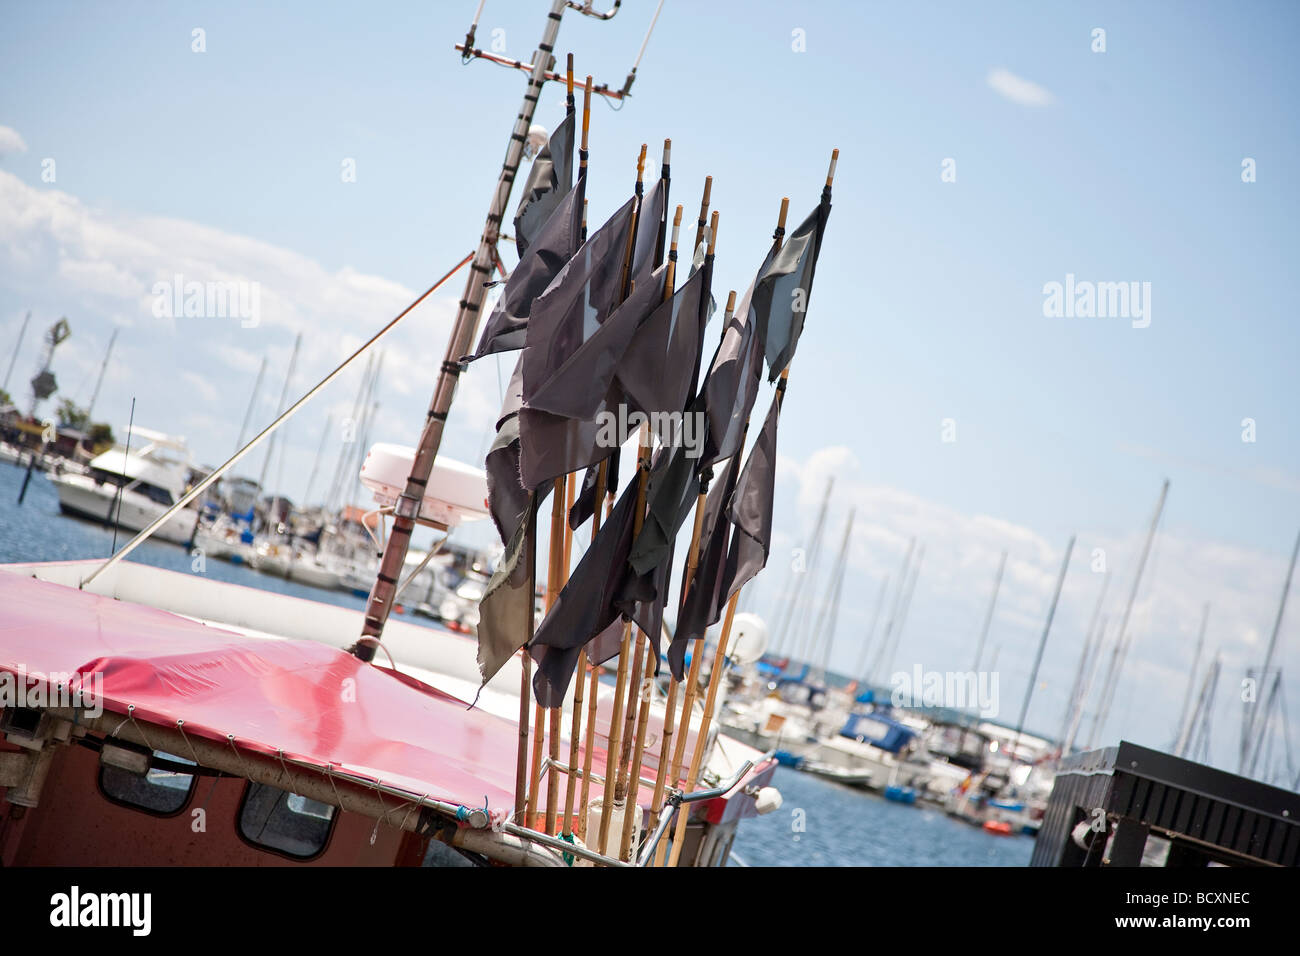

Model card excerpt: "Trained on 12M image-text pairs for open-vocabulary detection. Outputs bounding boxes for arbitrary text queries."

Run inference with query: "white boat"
[47,428,199,545]
[253,539,342,590]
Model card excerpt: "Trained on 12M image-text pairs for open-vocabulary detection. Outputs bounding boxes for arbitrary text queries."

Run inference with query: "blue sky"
[1,1,1297,778]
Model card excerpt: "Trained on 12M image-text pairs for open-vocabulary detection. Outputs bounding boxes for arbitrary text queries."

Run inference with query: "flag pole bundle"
[468,83,836,858]
[663,148,838,865]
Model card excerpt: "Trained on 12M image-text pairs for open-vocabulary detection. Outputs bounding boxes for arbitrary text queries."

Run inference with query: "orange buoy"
[983,820,1013,836]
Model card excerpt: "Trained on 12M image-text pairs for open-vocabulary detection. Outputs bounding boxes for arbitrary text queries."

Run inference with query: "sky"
[1,1,1297,782]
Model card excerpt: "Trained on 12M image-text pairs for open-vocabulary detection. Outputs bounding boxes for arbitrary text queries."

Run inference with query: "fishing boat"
[0,555,774,866]
[0,1,844,866]
[46,428,200,544]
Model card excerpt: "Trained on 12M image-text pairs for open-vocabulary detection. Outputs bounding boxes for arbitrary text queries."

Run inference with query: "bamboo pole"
[514,495,539,825]
[694,175,713,255]
[540,477,568,833]
[665,590,740,866]
[662,150,841,865]
[617,205,688,860]
[643,288,732,843]
[602,423,653,855]
[589,142,652,856]
[653,197,788,867]
[529,74,591,833]
[573,457,609,842]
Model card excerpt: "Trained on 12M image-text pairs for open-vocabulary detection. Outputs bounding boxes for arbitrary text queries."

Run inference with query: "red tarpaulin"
[0,573,519,814]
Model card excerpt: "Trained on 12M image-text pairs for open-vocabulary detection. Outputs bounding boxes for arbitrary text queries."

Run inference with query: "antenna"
[109,397,136,555]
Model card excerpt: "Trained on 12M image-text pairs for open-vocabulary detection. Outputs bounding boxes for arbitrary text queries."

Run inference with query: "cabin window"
[237,783,336,860]
[98,750,197,816]
[135,482,175,507]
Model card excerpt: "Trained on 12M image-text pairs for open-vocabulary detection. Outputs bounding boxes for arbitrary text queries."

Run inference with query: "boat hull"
[49,473,196,545]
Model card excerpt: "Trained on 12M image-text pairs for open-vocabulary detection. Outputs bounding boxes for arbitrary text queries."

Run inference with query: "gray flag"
[615,265,707,424]
[631,176,666,283]
[751,197,830,380]
[721,389,781,601]
[521,196,637,404]
[529,477,641,707]
[670,448,742,678]
[476,497,535,686]
[524,263,666,421]
[698,246,773,468]
[471,169,586,360]
[514,109,575,258]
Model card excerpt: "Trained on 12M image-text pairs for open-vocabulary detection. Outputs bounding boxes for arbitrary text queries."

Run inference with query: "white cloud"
[0,126,27,157]
[986,68,1055,107]
[771,443,1297,767]
[0,169,500,508]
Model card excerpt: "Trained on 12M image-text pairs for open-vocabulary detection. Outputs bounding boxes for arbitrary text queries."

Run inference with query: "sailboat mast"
[257,333,302,527]
[1058,571,1110,754]
[772,476,833,660]
[1172,602,1210,751]
[355,0,573,659]
[85,328,117,424]
[853,574,890,684]
[1088,478,1169,747]
[971,550,1007,673]
[1009,535,1075,767]
[867,537,916,685]
[875,544,924,686]
[2,310,31,394]
[235,356,268,454]
[1241,528,1299,774]
[812,510,855,679]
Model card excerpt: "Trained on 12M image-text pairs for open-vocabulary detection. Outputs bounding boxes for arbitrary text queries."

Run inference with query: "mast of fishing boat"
[355,0,614,660]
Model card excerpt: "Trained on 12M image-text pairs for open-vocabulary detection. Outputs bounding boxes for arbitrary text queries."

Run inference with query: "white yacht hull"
[49,473,196,545]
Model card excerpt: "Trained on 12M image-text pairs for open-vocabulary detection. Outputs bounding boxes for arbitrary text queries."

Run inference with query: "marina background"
[2,0,1298,807]
[0,462,1036,866]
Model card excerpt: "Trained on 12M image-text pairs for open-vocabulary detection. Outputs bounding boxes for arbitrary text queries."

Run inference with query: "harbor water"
[0,461,1033,866]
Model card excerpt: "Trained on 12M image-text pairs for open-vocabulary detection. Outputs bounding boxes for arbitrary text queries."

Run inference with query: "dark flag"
[517,384,620,492]
[516,197,644,491]
[484,356,528,541]
[615,265,708,424]
[627,440,700,579]
[525,264,667,420]
[670,447,742,678]
[698,264,768,469]
[721,389,782,601]
[476,495,535,686]
[514,110,575,257]
[477,357,553,686]
[470,169,586,360]
[567,448,619,530]
[631,176,666,283]
[750,196,831,380]
[529,478,641,707]
[520,196,637,404]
